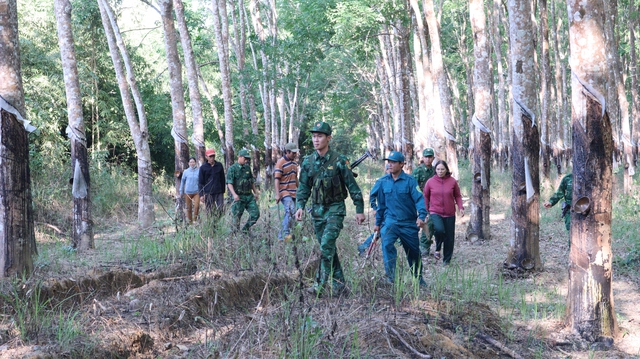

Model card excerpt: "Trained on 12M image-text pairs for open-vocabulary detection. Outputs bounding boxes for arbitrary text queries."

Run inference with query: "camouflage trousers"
[563,212,570,232]
[231,194,260,231]
[311,201,346,288]
[419,217,435,253]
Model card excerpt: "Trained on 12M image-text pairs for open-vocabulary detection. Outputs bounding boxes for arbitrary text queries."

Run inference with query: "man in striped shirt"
[274,142,300,241]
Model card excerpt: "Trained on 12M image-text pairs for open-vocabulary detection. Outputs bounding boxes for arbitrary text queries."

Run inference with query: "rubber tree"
[468,0,491,241]
[0,0,37,277]
[98,0,155,227]
[55,0,93,249]
[503,0,541,271]
[566,0,618,343]
[156,0,189,223]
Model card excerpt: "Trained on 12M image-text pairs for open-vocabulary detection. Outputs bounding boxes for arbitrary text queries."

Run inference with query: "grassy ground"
[0,161,638,358]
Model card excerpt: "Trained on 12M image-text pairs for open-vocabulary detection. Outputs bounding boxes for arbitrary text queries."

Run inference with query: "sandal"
[434,252,441,260]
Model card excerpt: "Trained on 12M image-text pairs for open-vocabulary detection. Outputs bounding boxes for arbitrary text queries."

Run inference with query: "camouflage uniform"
[227,154,260,231]
[412,150,436,254]
[297,123,364,294]
[548,173,573,231]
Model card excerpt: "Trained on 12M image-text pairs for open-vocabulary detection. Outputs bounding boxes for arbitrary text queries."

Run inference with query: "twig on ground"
[35,222,68,236]
[378,320,432,358]
[476,332,524,359]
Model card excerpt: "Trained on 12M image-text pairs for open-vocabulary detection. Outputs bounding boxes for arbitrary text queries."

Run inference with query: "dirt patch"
[2,196,639,358]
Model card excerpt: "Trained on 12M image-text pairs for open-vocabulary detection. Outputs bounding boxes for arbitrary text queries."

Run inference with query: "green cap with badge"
[238,149,251,158]
[310,121,332,135]
[422,148,435,157]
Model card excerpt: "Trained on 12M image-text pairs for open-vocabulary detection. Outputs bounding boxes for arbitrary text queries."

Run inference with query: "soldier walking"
[295,121,365,296]
[227,149,260,232]
[412,148,436,255]
[544,173,573,231]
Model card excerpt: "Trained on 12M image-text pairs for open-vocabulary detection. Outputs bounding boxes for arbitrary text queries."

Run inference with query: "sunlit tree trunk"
[248,0,273,186]
[174,0,206,164]
[566,0,618,342]
[409,4,428,152]
[604,0,620,168]
[539,0,552,179]
[98,0,154,227]
[607,1,634,193]
[158,0,189,223]
[630,1,640,164]
[211,0,234,166]
[551,0,566,174]
[397,18,414,170]
[0,0,36,277]
[423,0,458,178]
[503,0,541,271]
[469,0,492,241]
[491,0,508,171]
[55,0,93,250]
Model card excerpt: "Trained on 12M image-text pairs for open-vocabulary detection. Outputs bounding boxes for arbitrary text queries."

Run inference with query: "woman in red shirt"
[423,161,464,264]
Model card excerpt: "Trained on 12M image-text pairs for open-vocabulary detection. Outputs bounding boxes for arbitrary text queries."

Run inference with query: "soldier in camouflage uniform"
[227,149,260,232]
[295,121,365,296]
[544,173,573,231]
[412,148,436,256]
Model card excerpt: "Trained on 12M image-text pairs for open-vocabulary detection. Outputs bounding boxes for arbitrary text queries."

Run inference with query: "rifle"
[362,230,380,267]
[561,201,570,218]
[350,150,373,178]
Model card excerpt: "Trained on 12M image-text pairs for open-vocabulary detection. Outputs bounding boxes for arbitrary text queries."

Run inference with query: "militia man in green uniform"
[295,121,365,296]
[227,149,260,231]
[412,148,436,255]
[544,173,573,231]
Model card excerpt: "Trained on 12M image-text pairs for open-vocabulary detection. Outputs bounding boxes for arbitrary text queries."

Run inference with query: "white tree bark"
[211,0,234,165]
[174,0,206,164]
[98,0,154,227]
[423,0,458,177]
[55,0,93,249]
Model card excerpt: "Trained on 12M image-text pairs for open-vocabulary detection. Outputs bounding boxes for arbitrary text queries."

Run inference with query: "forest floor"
[1,185,639,358]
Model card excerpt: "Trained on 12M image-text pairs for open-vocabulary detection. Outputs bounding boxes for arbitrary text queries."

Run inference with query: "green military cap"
[422,148,435,157]
[238,149,251,158]
[310,121,332,135]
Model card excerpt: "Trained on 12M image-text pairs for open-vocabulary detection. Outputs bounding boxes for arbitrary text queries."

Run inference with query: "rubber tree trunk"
[566,0,618,342]
[173,0,206,165]
[539,0,552,180]
[0,0,37,277]
[492,0,508,171]
[630,1,640,166]
[423,0,458,178]
[469,0,492,241]
[158,0,189,223]
[98,0,155,228]
[55,0,93,250]
[503,0,541,271]
[211,0,234,166]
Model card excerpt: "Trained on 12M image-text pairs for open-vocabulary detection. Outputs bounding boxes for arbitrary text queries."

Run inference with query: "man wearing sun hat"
[295,121,365,296]
[227,149,260,232]
[274,142,300,241]
[199,148,226,215]
[375,150,427,287]
[412,148,436,256]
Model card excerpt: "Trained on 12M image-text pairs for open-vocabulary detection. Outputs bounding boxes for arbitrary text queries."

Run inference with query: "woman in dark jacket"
[423,160,464,264]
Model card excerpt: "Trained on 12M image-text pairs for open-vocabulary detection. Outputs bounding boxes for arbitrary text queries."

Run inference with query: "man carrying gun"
[296,121,365,296]
[544,173,573,232]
